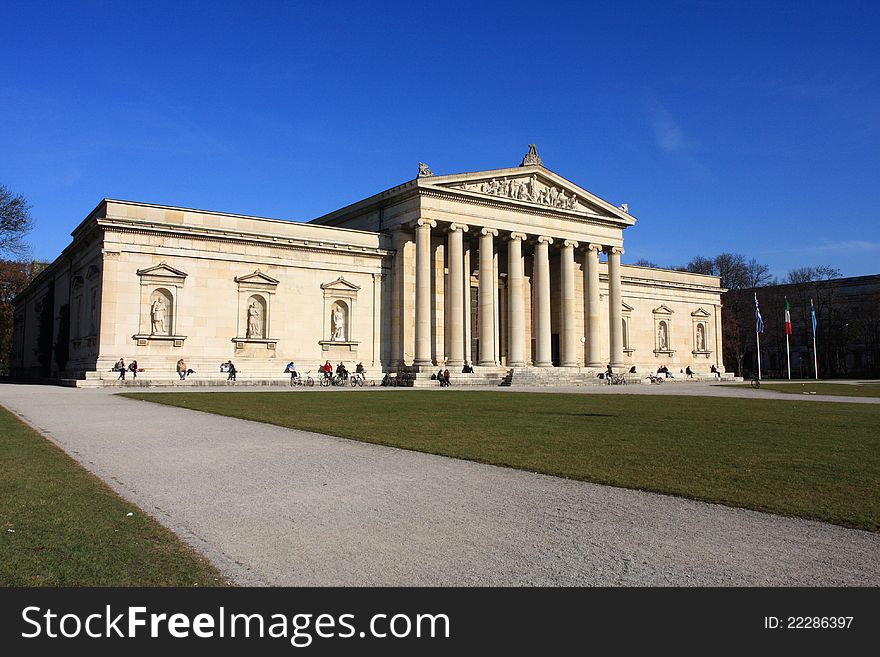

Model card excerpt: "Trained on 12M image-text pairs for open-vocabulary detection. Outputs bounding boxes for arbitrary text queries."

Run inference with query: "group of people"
[113,358,139,380]
[435,368,452,387]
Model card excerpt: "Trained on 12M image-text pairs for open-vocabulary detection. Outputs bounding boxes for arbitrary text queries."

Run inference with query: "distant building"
[723,275,880,378]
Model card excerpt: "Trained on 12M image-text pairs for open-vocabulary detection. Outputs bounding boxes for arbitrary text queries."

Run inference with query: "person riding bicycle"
[284,360,299,382]
[336,362,349,380]
[356,362,365,375]
[322,360,333,379]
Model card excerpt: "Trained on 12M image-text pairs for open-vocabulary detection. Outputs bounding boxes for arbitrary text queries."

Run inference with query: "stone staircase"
[504,367,610,387]
[411,366,509,388]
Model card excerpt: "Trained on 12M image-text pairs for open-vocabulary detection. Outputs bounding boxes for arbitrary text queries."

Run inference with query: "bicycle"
[350,372,366,387]
[750,378,761,388]
[648,373,665,384]
[291,370,314,387]
[609,373,627,385]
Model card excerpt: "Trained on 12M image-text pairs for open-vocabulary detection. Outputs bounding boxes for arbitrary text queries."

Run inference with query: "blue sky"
[2,1,878,279]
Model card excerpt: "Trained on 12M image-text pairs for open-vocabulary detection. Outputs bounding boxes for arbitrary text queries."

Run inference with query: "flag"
[754,293,764,333]
[810,298,817,338]
[784,297,792,335]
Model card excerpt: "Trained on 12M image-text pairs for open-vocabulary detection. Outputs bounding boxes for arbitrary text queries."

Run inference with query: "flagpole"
[785,333,791,380]
[811,297,819,380]
[756,329,762,381]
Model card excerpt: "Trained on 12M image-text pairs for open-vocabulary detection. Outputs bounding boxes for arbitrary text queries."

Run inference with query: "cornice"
[98,217,394,258]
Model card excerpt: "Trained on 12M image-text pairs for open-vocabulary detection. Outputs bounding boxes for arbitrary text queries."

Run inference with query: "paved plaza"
[1,383,878,586]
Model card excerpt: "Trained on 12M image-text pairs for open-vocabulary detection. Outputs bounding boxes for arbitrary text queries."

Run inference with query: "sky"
[1,1,878,280]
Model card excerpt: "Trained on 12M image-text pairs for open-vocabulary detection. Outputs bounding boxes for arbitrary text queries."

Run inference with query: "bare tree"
[632,258,660,268]
[0,185,34,257]
[744,258,771,288]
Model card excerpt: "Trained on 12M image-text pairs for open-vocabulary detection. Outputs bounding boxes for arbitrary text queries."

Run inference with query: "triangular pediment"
[621,301,634,312]
[235,269,279,286]
[419,165,636,225]
[137,263,187,278]
[320,276,360,292]
[691,307,712,318]
[653,304,674,315]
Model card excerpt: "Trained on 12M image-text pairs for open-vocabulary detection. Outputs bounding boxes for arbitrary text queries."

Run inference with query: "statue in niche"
[332,305,345,341]
[658,322,668,351]
[246,301,263,338]
[697,324,706,352]
[151,296,167,335]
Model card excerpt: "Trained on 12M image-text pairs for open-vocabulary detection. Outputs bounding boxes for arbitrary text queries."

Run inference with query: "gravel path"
[2,384,878,586]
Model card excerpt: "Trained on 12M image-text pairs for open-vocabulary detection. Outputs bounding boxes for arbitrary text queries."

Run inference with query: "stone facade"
[12,150,726,381]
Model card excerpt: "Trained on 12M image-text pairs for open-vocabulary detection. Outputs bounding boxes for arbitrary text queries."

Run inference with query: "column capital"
[506,231,528,242]
[445,222,469,233]
[605,246,624,255]
[480,227,499,237]
[410,218,437,230]
[536,235,554,245]
[585,242,603,253]
[562,239,580,249]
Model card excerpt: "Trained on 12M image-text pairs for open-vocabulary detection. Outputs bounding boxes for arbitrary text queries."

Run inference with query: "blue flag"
[810,298,817,338]
[754,293,764,334]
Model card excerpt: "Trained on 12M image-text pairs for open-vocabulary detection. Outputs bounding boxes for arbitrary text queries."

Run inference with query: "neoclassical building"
[12,147,727,384]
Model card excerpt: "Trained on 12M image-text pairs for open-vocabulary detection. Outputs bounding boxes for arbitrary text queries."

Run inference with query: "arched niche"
[135,263,187,346]
[330,300,349,341]
[245,294,267,339]
[150,288,174,336]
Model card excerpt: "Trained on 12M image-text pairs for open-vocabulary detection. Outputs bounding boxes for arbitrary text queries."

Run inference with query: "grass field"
[122,390,880,532]
[0,405,228,586]
[736,382,880,398]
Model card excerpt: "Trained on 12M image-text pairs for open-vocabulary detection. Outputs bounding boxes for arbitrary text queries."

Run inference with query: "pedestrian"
[177,359,187,380]
[115,358,126,380]
[128,359,138,379]
[227,361,237,381]
[443,368,451,386]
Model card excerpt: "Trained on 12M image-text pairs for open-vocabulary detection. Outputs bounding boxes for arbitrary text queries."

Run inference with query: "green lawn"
[121,390,880,532]
[735,382,880,398]
[0,405,228,586]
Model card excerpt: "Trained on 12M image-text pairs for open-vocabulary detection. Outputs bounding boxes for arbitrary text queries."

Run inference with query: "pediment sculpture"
[452,174,580,210]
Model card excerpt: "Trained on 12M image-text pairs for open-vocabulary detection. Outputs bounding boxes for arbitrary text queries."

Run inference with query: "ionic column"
[584,243,602,367]
[534,235,553,367]
[607,246,625,368]
[413,218,436,367]
[478,228,499,366]
[506,232,527,367]
[445,223,469,369]
[561,239,579,367]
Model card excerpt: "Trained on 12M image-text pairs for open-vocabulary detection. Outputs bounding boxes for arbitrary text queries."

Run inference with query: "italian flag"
[784,297,793,335]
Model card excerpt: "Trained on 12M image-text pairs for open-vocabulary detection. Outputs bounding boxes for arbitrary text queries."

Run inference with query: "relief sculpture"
[457,174,579,210]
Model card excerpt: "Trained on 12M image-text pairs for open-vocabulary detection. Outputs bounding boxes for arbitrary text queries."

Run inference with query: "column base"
[586,361,604,368]
[508,360,526,367]
[561,361,577,367]
[534,361,553,367]
[413,359,435,367]
[446,360,465,369]
[478,360,498,367]
[609,361,625,369]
